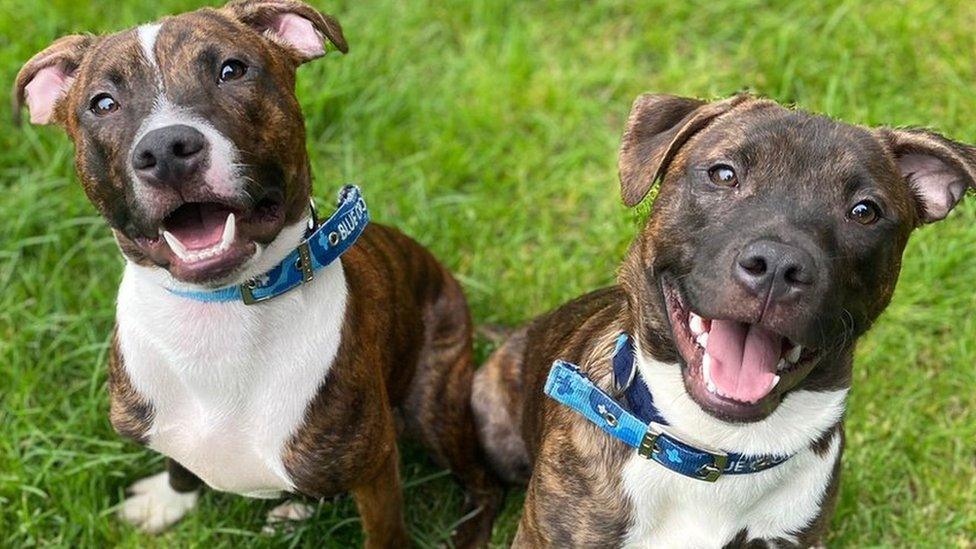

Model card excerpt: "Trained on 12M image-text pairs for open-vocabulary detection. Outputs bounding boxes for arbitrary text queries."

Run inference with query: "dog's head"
[14,0,347,285]
[619,94,975,422]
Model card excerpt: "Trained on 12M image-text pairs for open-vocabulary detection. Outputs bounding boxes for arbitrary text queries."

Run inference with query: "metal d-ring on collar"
[307,197,319,232]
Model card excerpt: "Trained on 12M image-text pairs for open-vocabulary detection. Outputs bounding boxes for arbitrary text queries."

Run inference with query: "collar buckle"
[638,422,729,482]
[296,240,314,283]
[240,240,315,306]
[240,278,267,305]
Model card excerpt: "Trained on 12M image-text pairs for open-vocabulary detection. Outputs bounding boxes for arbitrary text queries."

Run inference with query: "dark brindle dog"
[15,1,500,546]
[473,94,976,547]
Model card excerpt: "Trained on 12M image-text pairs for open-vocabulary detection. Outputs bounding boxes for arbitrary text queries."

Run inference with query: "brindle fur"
[18,2,501,546]
[474,94,976,547]
[107,330,154,445]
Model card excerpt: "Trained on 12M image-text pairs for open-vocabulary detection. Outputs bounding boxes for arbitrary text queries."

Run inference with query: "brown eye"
[219,59,248,83]
[89,93,119,115]
[849,200,881,225]
[707,164,738,187]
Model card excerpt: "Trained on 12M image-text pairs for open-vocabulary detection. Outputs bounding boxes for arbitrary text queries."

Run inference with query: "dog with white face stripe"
[15,2,503,546]
[16,2,337,283]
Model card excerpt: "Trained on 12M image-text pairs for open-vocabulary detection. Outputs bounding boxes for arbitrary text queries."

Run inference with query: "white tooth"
[162,230,189,260]
[220,213,236,248]
[689,313,704,336]
[786,346,802,363]
[770,375,781,390]
[702,354,716,394]
[696,331,709,348]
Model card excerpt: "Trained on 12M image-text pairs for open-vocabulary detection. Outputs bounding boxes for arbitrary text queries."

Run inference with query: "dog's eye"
[849,200,881,225]
[89,93,119,116]
[707,164,738,187]
[219,59,248,83]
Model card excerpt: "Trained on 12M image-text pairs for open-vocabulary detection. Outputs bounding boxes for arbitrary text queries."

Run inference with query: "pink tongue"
[706,320,782,403]
[165,204,229,250]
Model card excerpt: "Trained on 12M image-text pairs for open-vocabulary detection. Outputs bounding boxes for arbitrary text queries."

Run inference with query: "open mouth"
[161,203,239,264]
[661,277,820,421]
[132,195,285,284]
[154,202,256,282]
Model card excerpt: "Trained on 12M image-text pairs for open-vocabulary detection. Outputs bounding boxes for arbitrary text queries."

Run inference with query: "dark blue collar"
[612,334,670,426]
[544,334,792,482]
[167,185,369,304]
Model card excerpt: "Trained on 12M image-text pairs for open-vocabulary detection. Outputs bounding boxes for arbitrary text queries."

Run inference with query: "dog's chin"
[659,276,822,423]
[129,196,286,286]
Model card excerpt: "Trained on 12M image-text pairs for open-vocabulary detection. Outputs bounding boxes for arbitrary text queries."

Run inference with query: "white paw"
[262,501,315,534]
[118,471,199,533]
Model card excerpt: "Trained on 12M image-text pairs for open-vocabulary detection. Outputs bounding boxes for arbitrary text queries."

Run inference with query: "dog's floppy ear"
[224,0,348,62]
[618,94,749,207]
[13,34,98,126]
[878,128,976,223]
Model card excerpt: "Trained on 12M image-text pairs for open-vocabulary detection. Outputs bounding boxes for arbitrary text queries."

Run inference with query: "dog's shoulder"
[519,285,631,451]
[524,286,629,370]
[512,287,637,546]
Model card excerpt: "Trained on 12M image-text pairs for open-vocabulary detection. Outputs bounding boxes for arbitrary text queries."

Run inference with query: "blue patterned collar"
[166,184,369,305]
[544,334,792,482]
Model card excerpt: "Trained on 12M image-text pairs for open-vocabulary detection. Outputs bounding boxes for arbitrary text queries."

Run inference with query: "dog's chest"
[619,437,839,547]
[116,262,348,498]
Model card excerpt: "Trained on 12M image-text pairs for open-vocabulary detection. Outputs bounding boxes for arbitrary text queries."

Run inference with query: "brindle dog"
[15,1,501,546]
[473,94,976,547]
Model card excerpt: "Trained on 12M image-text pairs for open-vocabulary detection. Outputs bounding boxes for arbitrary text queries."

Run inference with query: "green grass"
[1,0,975,546]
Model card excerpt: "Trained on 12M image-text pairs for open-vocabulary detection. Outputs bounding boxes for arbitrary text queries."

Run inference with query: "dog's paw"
[118,471,199,533]
[261,501,315,535]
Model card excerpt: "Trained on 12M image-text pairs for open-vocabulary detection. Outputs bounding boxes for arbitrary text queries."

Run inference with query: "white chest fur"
[620,350,846,547]
[115,258,347,498]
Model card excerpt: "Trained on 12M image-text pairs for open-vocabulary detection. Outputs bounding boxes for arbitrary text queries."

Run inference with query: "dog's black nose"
[132,125,207,186]
[735,239,815,302]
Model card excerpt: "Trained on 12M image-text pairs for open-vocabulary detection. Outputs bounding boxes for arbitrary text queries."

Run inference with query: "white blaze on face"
[137,23,162,71]
[130,23,242,197]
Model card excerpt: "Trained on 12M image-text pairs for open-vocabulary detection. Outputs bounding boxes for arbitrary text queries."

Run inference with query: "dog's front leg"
[118,458,201,533]
[351,447,409,549]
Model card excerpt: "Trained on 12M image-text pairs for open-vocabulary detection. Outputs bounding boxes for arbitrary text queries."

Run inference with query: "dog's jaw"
[633,343,849,457]
[658,276,825,423]
[125,216,310,292]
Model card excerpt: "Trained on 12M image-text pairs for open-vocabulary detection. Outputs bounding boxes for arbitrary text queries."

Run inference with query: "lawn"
[1,0,975,546]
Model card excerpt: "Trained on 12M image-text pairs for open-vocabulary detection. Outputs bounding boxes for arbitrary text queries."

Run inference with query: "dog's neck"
[117,214,348,367]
